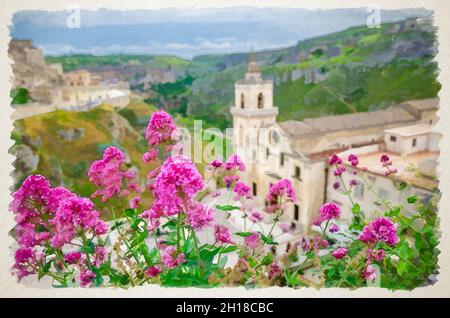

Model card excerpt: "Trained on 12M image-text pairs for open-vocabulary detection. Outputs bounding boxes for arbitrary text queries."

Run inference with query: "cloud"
[41,37,297,59]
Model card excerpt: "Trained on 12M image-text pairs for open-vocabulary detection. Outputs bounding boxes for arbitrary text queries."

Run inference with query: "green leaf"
[407,195,418,204]
[352,203,360,215]
[216,205,240,211]
[261,253,274,266]
[385,207,400,217]
[124,208,137,219]
[220,245,238,254]
[235,231,252,237]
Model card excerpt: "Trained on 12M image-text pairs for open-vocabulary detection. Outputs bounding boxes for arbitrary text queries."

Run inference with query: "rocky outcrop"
[9,39,63,104]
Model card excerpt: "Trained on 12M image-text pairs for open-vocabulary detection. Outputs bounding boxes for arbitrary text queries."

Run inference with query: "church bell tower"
[230,53,278,160]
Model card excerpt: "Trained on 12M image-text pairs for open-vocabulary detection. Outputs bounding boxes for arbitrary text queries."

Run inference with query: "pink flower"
[359,217,399,246]
[244,233,261,249]
[362,264,377,282]
[214,224,233,244]
[209,159,223,169]
[249,211,264,223]
[333,166,346,176]
[223,175,240,188]
[331,247,348,259]
[12,248,43,280]
[142,149,159,163]
[79,269,96,287]
[50,196,108,248]
[329,155,343,165]
[161,246,186,269]
[349,179,358,186]
[319,203,341,221]
[380,154,390,163]
[10,175,69,230]
[184,202,214,230]
[129,196,141,209]
[279,223,291,233]
[268,262,283,280]
[64,252,83,264]
[145,110,176,146]
[145,265,162,277]
[233,181,252,200]
[150,155,204,217]
[301,237,311,251]
[265,179,296,213]
[367,249,386,262]
[88,147,140,202]
[333,181,340,190]
[348,154,359,167]
[329,223,340,233]
[373,250,386,262]
[92,246,108,268]
[224,154,245,171]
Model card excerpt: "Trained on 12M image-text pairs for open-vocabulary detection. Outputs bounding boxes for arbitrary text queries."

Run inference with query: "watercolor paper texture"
[0,0,449,297]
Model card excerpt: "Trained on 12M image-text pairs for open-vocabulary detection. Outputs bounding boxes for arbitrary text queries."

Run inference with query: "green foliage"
[10,88,29,104]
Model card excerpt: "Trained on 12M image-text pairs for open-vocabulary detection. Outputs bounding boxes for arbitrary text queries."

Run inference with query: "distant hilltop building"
[230,54,440,234]
[9,39,131,116]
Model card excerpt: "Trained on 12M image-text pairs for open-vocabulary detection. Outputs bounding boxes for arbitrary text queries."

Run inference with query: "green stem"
[177,213,182,253]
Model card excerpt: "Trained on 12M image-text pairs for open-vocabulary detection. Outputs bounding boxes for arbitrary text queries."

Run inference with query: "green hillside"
[186,18,440,127]
[11,103,159,217]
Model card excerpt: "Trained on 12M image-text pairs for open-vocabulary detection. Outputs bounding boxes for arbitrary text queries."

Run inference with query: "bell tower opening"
[240,93,245,109]
[257,92,264,108]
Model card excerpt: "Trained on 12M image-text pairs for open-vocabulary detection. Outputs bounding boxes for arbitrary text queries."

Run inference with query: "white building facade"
[230,55,440,235]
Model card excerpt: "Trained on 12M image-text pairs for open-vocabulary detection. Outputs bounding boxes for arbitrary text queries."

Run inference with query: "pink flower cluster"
[380,154,398,177]
[161,246,186,269]
[265,179,296,213]
[148,155,205,217]
[233,181,252,200]
[12,247,43,279]
[51,196,108,248]
[145,110,177,146]
[331,247,348,259]
[268,262,283,280]
[10,175,109,283]
[214,225,233,244]
[313,202,341,226]
[184,202,214,230]
[359,217,399,246]
[224,154,246,171]
[88,146,141,201]
[245,233,261,249]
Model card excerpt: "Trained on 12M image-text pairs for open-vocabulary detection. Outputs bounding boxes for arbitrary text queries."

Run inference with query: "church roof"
[278,107,417,138]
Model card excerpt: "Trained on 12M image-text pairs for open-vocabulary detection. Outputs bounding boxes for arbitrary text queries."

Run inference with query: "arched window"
[257,93,264,108]
[240,93,245,109]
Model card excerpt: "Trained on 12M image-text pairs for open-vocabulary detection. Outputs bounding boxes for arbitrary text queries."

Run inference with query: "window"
[252,182,257,196]
[266,147,270,158]
[412,138,417,147]
[280,152,285,167]
[294,204,299,221]
[294,166,301,180]
[390,135,397,142]
[257,93,264,108]
[240,93,245,109]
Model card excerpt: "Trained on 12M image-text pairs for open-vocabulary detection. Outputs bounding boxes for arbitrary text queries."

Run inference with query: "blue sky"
[10,7,432,59]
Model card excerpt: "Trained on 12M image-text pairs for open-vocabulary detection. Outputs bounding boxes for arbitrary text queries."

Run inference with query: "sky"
[10,7,432,59]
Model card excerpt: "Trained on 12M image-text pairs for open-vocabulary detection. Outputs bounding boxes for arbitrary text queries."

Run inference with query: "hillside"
[11,103,158,217]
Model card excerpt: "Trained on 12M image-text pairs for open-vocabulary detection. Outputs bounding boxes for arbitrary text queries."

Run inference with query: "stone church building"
[230,54,439,234]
